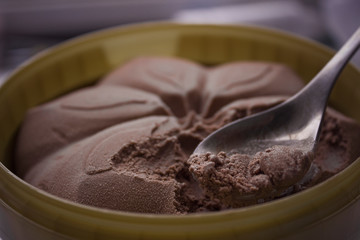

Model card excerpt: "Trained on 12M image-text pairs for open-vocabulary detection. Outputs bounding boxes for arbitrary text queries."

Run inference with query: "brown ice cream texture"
[14,57,360,214]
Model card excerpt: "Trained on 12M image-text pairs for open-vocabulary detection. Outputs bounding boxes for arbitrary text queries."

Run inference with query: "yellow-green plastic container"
[1,23,360,240]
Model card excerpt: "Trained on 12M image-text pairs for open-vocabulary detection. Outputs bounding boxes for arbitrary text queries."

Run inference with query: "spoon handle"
[299,27,360,108]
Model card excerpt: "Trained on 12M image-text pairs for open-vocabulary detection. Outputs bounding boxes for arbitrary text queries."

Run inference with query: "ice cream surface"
[14,57,360,214]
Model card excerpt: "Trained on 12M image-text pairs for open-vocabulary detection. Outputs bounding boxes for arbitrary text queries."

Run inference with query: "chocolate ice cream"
[188,143,313,207]
[14,57,360,214]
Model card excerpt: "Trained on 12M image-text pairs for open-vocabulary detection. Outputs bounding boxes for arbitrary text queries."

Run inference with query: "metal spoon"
[190,28,360,203]
[194,27,360,157]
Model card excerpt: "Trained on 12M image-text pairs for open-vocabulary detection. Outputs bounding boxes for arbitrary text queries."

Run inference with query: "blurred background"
[0,0,359,85]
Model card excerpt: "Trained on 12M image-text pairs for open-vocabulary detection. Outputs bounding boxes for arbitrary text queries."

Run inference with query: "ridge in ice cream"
[14,57,360,214]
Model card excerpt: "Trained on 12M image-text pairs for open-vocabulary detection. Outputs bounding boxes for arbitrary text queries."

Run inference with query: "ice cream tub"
[0,23,360,240]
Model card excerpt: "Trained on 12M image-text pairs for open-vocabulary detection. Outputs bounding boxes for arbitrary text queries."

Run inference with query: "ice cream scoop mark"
[85,165,112,175]
[150,123,161,135]
[147,67,183,88]
[61,100,148,111]
[51,127,68,143]
[108,134,187,181]
[223,65,271,90]
[150,118,175,136]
